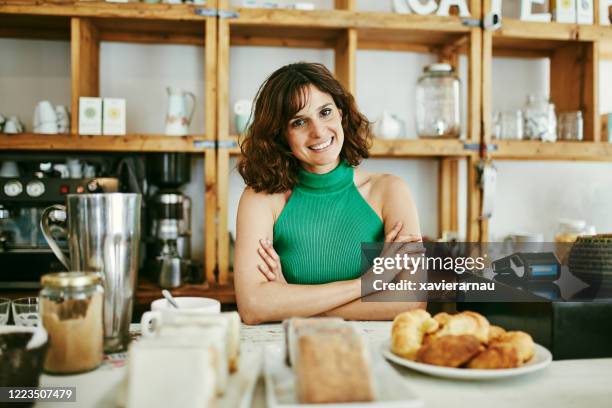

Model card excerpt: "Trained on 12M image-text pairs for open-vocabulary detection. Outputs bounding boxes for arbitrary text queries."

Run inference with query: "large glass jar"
[416,63,461,138]
[40,272,104,374]
[523,94,557,141]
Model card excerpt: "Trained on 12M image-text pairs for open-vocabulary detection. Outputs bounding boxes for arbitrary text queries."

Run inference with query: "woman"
[234,62,425,324]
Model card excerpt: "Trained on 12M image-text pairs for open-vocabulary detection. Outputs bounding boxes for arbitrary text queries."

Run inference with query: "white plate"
[381,339,552,380]
[264,343,423,408]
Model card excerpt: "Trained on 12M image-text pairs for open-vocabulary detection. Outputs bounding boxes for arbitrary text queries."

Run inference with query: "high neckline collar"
[297,160,353,194]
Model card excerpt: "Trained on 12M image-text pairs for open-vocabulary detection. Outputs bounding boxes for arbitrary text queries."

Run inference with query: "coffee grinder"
[146,153,192,288]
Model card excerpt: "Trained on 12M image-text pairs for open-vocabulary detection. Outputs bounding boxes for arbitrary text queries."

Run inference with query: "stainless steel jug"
[41,193,141,352]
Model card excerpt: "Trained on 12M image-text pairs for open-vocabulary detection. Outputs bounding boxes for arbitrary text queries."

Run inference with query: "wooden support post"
[204,15,218,286]
[335,28,357,95]
[438,158,459,238]
[70,17,99,135]
[550,42,600,141]
[466,156,482,242]
[216,1,231,285]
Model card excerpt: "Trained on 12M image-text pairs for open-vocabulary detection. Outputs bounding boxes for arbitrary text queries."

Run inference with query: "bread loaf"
[294,327,375,404]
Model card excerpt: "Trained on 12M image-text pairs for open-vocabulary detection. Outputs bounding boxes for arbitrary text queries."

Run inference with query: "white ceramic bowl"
[150,297,221,314]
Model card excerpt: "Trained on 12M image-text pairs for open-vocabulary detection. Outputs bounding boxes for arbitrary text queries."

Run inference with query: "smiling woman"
[234,62,425,325]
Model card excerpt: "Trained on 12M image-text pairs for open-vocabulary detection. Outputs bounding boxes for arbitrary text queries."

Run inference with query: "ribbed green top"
[273,161,384,284]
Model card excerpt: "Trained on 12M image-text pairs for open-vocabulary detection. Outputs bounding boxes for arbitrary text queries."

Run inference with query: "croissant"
[489,331,535,363]
[427,311,490,344]
[391,309,439,360]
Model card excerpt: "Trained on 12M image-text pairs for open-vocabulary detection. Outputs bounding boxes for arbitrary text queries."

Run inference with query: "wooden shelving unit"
[0,0,220,298]
[215,0,484,284]
[1,0,611,302]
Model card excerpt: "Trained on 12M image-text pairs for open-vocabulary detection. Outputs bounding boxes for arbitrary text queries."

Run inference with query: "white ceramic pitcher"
[165,87,196,136]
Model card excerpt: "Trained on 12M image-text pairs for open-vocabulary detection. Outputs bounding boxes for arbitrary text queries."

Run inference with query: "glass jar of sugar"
[40,272,104,374]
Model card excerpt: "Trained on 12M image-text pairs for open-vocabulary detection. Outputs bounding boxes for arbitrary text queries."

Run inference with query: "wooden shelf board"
[370,137,474,158]
[94,17,206,45]
[491,140,612,161]
[0,1,209,21]
[229,8,470,49]
[136,279,236,306]
[227,135,474,158]
[0,133,212,152]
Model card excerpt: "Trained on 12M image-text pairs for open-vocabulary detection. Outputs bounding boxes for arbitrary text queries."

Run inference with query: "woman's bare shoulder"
[239,187,290,220]
[355,168,410,197]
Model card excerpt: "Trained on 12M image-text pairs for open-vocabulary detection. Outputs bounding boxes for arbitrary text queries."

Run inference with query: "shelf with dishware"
[0,0,220,286]
[0,133,213,152]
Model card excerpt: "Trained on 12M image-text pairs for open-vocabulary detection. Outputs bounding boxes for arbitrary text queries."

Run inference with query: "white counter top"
[36,322,612,408]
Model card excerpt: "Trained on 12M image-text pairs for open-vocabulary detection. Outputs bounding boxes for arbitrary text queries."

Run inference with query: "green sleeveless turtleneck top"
[273,161,384,285]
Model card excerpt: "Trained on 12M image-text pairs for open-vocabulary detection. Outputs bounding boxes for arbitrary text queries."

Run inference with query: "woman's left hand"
[257,239,287,283]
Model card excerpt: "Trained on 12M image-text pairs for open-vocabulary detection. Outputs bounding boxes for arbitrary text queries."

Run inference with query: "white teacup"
[3,118,21,134]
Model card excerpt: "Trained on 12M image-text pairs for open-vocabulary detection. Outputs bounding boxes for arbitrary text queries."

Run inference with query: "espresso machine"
[145,153,192,288]
[0,156,118,289]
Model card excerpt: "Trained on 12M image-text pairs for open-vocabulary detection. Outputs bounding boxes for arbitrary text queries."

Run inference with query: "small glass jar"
[416,63,461,138]
[555,219,588,243]
[493,110,524,140]
[40,272,104,374]
[558,111,583,141]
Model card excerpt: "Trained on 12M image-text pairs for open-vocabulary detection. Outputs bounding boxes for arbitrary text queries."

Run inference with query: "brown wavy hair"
[238,62,372,194]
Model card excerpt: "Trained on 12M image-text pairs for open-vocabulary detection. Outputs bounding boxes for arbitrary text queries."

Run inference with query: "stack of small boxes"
[551,0,594,23]
[78,97,126,136]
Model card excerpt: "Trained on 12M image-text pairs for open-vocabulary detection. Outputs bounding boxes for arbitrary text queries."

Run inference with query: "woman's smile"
[308,136,334,152]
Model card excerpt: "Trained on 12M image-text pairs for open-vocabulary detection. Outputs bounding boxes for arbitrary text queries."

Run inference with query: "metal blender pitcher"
[41,193,141,352]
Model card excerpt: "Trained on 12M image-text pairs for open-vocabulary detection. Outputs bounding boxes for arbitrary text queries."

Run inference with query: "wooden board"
[491,140,612,161]
[335,28,357,94]
[0,134,212,152]
[0,1,211,21]
[204,14,218,286]
[71,17,99,134]
[217,3,231,285]
[438,158,459,238]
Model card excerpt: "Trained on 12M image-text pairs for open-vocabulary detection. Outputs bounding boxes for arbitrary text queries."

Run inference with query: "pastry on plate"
[467,343,520,369]
[490,331,535,363]
[416,334,483,367]
[487,325,506,344]
[391,309,439,360]
[427,311,490,344]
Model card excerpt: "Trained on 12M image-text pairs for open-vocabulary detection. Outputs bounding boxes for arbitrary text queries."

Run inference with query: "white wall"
[2,10,612,260]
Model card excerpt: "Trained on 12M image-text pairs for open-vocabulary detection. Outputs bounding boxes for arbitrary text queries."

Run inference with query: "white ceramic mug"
[504,233,544,252]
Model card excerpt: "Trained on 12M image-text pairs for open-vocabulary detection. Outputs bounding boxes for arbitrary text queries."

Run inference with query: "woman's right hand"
[256,239,287,284]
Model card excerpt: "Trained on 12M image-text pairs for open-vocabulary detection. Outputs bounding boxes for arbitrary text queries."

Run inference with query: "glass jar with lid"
[415,63,461,138]
[40,272,104,374]
[555,219,590,243]
[523,94,557,141]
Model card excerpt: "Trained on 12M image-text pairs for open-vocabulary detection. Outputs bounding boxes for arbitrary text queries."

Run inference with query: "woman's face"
[286,84,343,174]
